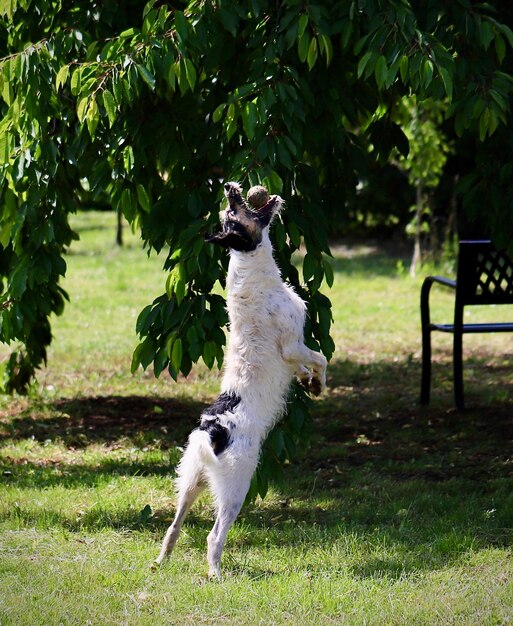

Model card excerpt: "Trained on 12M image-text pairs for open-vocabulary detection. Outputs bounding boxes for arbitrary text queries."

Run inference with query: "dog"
[154,182,327,577]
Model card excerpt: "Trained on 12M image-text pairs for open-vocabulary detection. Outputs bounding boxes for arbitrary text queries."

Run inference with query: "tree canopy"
[1,0,512,495]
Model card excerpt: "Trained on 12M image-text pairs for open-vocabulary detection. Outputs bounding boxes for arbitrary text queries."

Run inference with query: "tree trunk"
[409,182,423,277]
[116,208,123,246]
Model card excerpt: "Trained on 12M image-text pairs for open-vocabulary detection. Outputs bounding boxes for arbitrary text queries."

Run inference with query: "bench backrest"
[457,240,513,306]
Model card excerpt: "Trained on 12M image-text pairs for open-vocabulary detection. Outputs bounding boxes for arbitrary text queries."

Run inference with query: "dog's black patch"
[199,418,231,455]
[205,222,257,252]
[199,392,240,456]
[203,391,241,416]
[205,230,256,252]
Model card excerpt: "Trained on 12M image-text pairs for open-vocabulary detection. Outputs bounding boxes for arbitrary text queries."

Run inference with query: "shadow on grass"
[318,354,513,481]
[326,239,411,277]
[1,350,512,579]
[2,352,512,488]
[0,395,202,448]
[0,455,178,489]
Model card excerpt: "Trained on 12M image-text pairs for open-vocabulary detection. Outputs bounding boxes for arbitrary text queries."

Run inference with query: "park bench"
[420,240,513,410]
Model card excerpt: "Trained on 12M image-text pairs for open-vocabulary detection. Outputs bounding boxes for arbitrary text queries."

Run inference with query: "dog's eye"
[228,208,237,216]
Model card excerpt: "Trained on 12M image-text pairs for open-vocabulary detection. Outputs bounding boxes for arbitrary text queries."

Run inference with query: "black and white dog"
[154,182,327,577]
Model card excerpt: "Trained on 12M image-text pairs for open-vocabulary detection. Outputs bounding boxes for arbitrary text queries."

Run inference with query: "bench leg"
[421,326,431,405]
[453,330,465,410]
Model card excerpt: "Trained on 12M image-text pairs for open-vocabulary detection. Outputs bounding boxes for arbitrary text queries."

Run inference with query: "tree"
[1,0,512,496]
[396,96,452,276]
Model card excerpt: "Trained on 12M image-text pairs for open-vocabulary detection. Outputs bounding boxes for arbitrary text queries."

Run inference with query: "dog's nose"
[224,183,231,191]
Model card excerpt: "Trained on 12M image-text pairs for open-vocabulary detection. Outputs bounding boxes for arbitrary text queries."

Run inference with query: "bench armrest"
[421,275,457,329]
[422,275,457,290]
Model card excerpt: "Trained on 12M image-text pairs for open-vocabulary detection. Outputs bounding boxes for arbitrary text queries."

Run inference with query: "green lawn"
[1,211,512,625]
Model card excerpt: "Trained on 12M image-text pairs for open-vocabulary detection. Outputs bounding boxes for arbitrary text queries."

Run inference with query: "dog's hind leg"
[206,468,253,578]
[154,472,205,567]
[206,498,245,578]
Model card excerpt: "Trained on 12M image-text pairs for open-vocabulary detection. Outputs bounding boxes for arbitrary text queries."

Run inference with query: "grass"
[1,211,512,625]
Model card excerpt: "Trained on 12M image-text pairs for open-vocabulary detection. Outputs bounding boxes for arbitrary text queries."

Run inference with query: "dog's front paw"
[297,374,324,396]
[309,376,323,396]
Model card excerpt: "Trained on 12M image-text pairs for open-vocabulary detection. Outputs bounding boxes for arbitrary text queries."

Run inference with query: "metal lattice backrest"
[457,240,513,305]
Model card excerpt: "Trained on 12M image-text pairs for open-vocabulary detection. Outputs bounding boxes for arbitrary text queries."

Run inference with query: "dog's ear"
[204,230,255,252]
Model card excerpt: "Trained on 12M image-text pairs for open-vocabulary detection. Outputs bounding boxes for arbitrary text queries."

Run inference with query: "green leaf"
[303,253,318,282]
[0,130,11,165]
[70,68,81,96]
[174,10,188,41]
[131,343,143,373]
[319,34,333,66]
[357,50,373,79]
[265,170,283,193]
[143,0,157,18]
[184,58,197,91]
[497,23,513,48]
[203,340,216,369]
[242,101,258,140]
[298,31,310,63]
[77,96,88,122]
[323,256,334,288]
[136,304,153,335]
[422,59,434,89]
[167,62,177,92]
[121,188,136,220]
[438,66,453,101]
[171,337,183,373]
[177,58,189,95]
[174,276,186,305]
[479,108,489,141]
[0,0,14,19]
[166,267,179,298]
[495,34,506,64]
[119,27,139,38]
[136,184,151,213]
[136,64,156,90]
[318,302,332,339]
[374,55,388,89]
[86,98,99,137]
[269,429,285,457]
[123,145,135,172]
[297,14,308,38]
[102,90,117,127]
[288,222,301,248]
[488,109,498,136]
[392,123,410,158]
[399,55,409,82]
[212,103,226,123]
[479,19,494,51]
[139,338,156,369]
[55,65,69,91]
[9,263,27,299]
[307,37,318,70]
[218,7,238,36]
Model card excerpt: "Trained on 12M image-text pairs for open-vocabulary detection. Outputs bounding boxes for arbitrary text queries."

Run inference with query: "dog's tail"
[187,429,219,466]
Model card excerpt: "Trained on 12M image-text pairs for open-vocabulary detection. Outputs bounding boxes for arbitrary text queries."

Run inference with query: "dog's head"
[205,182,282,252]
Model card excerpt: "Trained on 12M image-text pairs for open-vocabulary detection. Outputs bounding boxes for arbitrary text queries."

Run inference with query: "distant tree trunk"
[116,208,123,246]
[410,182,423,277]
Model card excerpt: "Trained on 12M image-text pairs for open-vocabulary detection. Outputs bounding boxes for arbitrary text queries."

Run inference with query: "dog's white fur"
[154,183,327,577]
